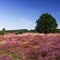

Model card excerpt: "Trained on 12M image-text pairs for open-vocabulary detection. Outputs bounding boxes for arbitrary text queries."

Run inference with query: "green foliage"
[1,28,6,35]
[56,29,60,33]
[11,53,18,59]
[35,13,58,34]
[29,29,37,33]
[17,31,23,34]
[15,32,19,35]
[0,28,6,35]
[6,29,28,34]
[0,31,1,35]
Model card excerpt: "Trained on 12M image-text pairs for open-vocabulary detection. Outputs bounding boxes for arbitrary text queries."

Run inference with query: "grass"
[11,53,20,60]
[0,41,6,45]
[11,53,18,58]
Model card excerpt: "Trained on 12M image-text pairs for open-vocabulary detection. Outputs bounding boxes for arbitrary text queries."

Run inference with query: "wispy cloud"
[17,17,36,30]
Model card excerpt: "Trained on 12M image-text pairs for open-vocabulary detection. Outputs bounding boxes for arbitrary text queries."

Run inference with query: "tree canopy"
[35,13,58,34]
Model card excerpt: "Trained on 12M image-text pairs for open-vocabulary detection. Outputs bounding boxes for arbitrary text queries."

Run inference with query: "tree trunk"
[45,31,46,35]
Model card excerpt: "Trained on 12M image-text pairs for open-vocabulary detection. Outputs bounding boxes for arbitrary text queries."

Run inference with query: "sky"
[0,0,60,30]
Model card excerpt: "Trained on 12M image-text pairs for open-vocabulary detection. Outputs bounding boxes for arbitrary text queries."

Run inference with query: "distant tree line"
[6,29,29,34]
[0,28,60,35]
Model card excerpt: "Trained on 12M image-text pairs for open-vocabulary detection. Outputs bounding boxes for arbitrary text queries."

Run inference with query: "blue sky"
[0,0,60,30]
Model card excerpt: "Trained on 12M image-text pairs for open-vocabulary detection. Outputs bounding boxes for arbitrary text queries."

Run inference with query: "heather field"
[0,33,60,60]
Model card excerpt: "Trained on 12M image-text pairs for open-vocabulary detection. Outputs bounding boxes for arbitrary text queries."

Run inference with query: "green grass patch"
[0,41,5,45]
[11,53,19,59]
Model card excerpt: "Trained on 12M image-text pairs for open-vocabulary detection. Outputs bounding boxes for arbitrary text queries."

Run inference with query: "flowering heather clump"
[0,55,15,60]
[0,33,60,60]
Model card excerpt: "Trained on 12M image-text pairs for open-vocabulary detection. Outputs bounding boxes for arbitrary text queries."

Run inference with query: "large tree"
[35,13,58,34]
